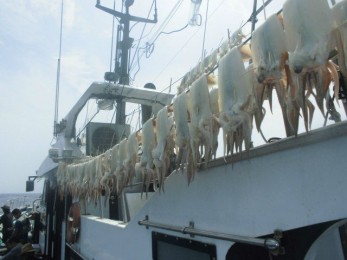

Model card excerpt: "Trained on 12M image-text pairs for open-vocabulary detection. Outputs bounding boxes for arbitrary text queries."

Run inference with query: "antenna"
[53,0,64,137]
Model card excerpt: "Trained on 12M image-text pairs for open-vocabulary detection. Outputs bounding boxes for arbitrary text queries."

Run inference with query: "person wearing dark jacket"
[7,209,28,246]
[0,205,13,242]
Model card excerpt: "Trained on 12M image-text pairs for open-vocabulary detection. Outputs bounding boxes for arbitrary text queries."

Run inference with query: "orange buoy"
[66,203,80,244]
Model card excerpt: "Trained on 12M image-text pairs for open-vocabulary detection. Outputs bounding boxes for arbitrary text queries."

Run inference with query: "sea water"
[0,193,41,214]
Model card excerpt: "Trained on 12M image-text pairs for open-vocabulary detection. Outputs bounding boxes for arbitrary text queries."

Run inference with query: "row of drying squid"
[57,0,347,202]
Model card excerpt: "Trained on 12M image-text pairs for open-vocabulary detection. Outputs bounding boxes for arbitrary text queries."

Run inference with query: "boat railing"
[138,215,283,255]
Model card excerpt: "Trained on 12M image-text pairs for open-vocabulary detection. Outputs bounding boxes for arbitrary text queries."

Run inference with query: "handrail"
[138,216,281,252]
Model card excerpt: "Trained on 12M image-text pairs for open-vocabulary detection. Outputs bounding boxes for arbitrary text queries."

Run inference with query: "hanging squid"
[332,0,347,91]
[124,131,140,187]
[173,91,195,183]
[208,76,220,159]
[283,0,340,131]
[152,106,175,192]
[56,162,67,200]
[217,46,254,156]
[187,73,219,179]
[114,138,128,194]
[251,13,299,136]
[139,118,157,197]
[110,144,120,195]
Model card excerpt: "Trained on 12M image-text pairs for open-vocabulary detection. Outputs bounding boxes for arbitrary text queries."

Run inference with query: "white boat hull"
[69,122,347,259]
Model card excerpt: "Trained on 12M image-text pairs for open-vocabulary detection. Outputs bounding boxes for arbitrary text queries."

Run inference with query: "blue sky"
[0,0,344,193]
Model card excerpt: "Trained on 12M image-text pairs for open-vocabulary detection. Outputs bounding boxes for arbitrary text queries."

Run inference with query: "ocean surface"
[0,193,41,214]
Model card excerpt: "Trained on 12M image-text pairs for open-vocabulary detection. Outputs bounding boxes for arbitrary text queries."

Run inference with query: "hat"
[1,205,10,212]
[21,243,36,254]
[11,208,21,215]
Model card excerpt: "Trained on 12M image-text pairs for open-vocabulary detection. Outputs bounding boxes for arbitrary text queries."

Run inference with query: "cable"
[76,109,100,138]
[130,1,187,78]
[131,46,146,81]
[149,0,230,84]
[129,0,155,71]
[131,22,189,81]
[151,26,202,84]
[160,24,189,35]
[132,0,210,79]
[148,0,184,45]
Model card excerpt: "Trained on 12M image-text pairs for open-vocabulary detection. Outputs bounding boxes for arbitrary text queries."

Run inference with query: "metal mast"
[96,0,157,124]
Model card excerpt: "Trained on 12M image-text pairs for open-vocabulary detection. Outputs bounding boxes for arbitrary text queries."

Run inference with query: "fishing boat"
[28,0,347,259]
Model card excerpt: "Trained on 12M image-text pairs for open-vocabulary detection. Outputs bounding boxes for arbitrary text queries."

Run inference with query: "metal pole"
[116,7,131,125]
[120,8,130,86]
[96,1,157,125]
[138,217,280,251]
[251,0,258,32]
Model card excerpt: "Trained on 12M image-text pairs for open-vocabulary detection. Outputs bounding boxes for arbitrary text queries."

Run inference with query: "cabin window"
[152,232,216,260]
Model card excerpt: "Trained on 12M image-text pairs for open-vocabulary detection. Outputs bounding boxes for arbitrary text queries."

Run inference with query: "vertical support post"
[116,7,130,125]
[251,0,258,33]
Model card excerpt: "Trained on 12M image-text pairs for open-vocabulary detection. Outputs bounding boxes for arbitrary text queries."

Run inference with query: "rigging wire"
[76,109,100,138]
[160,24,189,35]
[132,8,160,44]
[128,0,277,131]
[53,0,64,137]
[109,104,117,125]
[150,0,231,85]
[147,0,184,45]
[151,26,202,84]
[84,100,90,128]
[131,22,189,82]
[131,46,146,82]
[129,0,187,79]
[126,106,138,131]
[129,0,155,71]
[152,0,273,85]
[201,0,210,59]
[130,21,140,32]
[261,0,267,20]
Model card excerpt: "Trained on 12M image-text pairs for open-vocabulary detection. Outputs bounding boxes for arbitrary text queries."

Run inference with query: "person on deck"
[6,209,28,247]
[0,205,13,243]
[0,243,37,260]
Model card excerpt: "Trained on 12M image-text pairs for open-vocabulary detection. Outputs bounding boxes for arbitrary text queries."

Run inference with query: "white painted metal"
[61,221,65,260]
[304,219,347,260]
[69,122,347,259]
[37,82,174,177]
